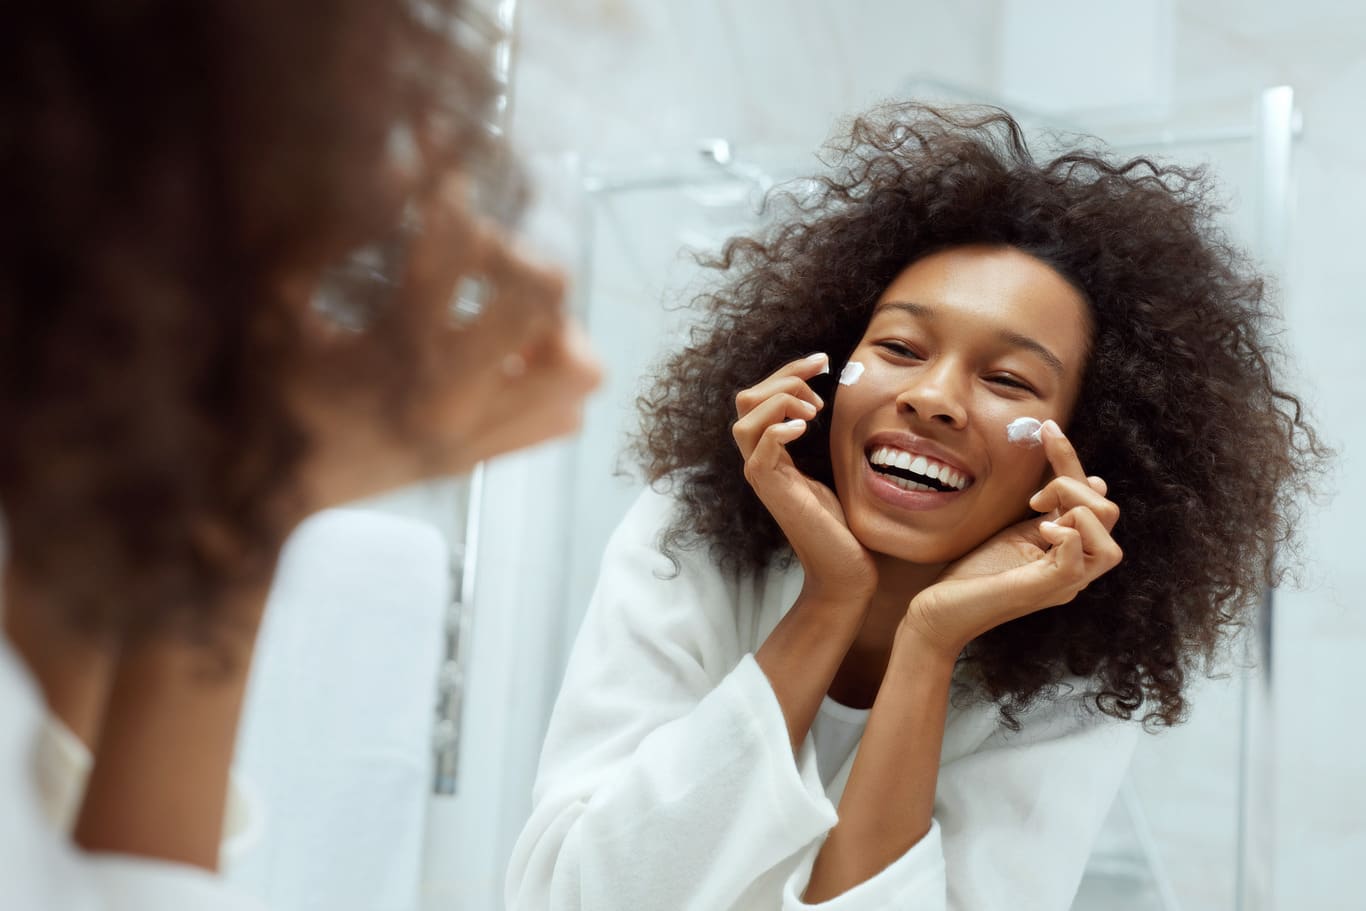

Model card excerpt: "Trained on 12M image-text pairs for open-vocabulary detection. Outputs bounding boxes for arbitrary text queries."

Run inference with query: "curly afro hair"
[632,103,1328,728]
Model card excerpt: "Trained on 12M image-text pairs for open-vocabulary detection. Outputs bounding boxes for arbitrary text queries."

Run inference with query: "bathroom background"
[224,2,1365,909]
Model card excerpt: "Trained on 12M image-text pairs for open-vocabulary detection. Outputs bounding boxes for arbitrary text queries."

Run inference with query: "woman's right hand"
[732,353,877,603]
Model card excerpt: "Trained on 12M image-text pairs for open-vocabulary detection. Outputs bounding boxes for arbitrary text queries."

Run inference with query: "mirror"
[224,4,1353,911]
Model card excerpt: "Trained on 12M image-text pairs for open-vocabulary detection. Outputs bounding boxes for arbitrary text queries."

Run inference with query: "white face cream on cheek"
[1006,416,1044,447]
[838,361,865,386]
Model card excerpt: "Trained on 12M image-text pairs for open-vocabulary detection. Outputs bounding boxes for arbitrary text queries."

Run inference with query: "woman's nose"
[895,361,968,428]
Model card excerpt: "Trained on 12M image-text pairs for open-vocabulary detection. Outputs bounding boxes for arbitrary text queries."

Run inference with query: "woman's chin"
[851,522,976,569]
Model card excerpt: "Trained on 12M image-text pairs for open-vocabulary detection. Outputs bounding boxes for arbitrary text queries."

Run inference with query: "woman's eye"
[988,374,1034,393]
[877,341,922,359]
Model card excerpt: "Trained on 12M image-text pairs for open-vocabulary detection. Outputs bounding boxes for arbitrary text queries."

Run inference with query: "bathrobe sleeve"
[780,688,1139,910]
[505,489,839,911]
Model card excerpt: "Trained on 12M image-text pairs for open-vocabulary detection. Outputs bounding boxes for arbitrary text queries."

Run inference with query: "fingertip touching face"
[829,245,1092,565]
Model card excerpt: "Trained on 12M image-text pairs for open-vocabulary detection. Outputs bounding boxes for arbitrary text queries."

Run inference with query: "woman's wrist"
[796,577,875,615]
[894,604,968,669]
[890,621,961,680]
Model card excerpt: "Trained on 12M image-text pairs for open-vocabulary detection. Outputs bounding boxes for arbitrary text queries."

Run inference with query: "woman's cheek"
[843,357,905,399]
[837,359,866,386]
[978,414,1050,494]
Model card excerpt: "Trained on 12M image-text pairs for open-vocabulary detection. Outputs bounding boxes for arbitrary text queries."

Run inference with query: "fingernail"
[784,418,807,429]
[1040,520,1059,531]
[807,352,830,374]
[1043,419,1061,435]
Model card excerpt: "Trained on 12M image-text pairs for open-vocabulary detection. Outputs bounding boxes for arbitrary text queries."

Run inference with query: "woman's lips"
[861,431,976,484]
[861,457,969,512]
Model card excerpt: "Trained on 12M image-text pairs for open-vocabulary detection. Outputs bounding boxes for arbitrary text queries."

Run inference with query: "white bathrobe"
[507,488,1138,911]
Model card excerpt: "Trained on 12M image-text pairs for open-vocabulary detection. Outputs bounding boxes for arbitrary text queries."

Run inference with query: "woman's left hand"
[900,420,1123,660]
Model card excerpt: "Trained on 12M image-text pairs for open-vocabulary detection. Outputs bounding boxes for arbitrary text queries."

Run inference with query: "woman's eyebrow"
[998,328,1065,376]
[874,300,935,321]
[874,299,1066,376]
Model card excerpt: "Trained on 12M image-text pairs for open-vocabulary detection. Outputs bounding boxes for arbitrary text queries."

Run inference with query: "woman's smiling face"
[829,245,1093,565]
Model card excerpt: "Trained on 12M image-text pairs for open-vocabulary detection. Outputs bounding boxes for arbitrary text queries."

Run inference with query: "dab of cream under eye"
[1006,416,1043,447]
[839,361,865,386]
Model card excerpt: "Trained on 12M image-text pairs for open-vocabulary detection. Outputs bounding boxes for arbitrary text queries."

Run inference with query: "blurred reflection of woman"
[508,105,1325,910]
[1,2,599,908]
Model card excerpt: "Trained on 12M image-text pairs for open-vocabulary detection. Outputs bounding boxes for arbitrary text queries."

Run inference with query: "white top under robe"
[810,697,869,789]
[506,487,1139,911]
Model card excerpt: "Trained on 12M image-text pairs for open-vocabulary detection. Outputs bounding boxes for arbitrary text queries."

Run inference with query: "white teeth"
[867,446,971,491]
[887,474,937,493]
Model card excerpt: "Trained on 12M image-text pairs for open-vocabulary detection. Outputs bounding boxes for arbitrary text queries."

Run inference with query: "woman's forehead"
[871,246,1092,355]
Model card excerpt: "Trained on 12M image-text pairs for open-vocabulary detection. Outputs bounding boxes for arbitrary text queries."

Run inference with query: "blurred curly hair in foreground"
[0,1,505,640]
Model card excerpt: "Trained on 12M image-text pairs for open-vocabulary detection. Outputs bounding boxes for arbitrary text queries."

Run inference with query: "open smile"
[867,445,972,492]
[860,435,976,511]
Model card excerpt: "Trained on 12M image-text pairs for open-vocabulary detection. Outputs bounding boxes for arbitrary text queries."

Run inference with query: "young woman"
[507,105,1325,909]
[1,2,599,908]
